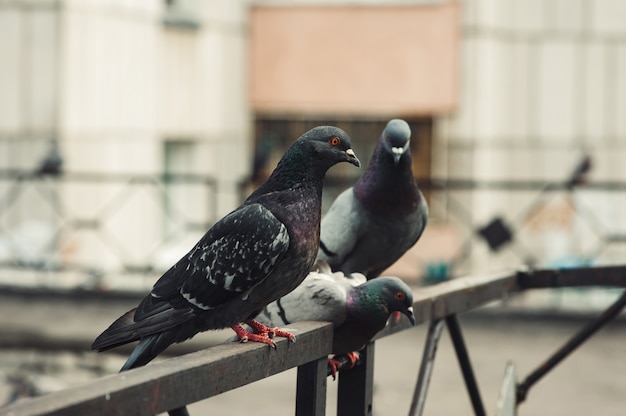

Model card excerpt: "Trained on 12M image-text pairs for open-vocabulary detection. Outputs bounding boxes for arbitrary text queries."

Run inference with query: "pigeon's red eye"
[395,292,405,300]
[385,135,391,142]
[330,136,340,146]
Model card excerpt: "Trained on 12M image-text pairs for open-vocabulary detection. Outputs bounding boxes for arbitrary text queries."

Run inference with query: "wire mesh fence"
[0,168,625,293]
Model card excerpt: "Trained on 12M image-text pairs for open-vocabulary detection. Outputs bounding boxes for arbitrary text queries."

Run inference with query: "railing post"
[337,342,375,416]
[167,406,190,416]
[408,319,445,416]
[445,314,486,416]
[296,357,328,416]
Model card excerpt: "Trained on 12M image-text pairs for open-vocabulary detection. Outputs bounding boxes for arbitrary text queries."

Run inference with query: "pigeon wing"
[318,189,366,266]
[259,270,352,326]
[136,203,289,319]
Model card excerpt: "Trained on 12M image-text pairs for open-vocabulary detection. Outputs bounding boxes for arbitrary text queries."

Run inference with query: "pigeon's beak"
[346,148,361,168]
[391,140,410,166]
[403,306,416,325]
[392,148,403,165]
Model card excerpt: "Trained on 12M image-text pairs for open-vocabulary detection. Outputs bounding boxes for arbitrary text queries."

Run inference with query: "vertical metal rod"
[168,406,190,416]
[408,319,445,416]
[445,314,486,416]
[337,342,375,416]
[517,290,626,404]
[296,357,328,416]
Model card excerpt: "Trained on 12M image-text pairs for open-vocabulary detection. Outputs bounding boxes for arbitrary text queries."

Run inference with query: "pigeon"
[257,260,415,377]
[36,140,63,176]
[91,126,361,371]
[317,119,428,279]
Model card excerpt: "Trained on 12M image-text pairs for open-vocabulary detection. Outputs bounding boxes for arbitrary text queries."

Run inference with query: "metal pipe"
[516,289,626,404]
[445,315,486,416]
[408,319,445,416]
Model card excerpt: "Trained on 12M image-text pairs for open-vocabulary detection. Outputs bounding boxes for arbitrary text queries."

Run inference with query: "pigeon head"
[251,126,360,197]
[351,276,415,325]
[381,119,411,165]
[299,126,361,169]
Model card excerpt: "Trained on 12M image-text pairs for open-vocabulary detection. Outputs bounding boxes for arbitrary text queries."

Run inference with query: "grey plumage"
[92,126,360,371]
[258,260,415,355]
[317,119,428,279]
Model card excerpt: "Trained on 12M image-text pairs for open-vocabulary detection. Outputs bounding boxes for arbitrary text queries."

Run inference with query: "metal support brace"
[446,314,486,416]
[296,357,328,416]
[337,342,375,416]
[167,406,190,416]
[409,319,445,416]
[516,289,626,404]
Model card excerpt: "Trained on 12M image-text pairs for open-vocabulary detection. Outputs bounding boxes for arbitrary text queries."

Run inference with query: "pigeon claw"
[346,351,360,367]
[328,358,340,381]
[271,327,296,343]
[243,332,277,349]
[327,351,361,381]
[231,319,295,348]
[245,319,296,343]
[230,324,277,348]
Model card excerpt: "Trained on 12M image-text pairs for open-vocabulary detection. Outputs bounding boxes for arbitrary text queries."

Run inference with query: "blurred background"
[0,0,625,414]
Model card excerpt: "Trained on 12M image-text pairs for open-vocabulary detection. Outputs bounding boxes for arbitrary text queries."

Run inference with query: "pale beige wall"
[249,2,459,116]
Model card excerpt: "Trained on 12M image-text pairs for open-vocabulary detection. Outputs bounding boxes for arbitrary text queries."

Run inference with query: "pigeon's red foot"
[230,324,276,348]
[230,320,296,349]
[246,319,297,342]
[345,351,360,367]
[328,351,361,380]
[328,358,340,380]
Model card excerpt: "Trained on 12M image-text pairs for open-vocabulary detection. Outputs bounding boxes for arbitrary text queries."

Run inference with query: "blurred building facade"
[0,0,625,283]
[436,0,626,273]
[0,0,250,278]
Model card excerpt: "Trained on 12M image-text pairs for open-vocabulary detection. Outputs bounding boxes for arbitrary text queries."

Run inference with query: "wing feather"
[135,203,289,320]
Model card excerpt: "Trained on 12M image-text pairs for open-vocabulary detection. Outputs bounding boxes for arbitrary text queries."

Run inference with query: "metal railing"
[2,167,625,285]
[2,264,625,416]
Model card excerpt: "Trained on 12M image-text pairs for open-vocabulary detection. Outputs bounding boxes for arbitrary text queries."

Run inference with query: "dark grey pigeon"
[257,260,415,376]
[91,126,360,371]
[317,119,428,279]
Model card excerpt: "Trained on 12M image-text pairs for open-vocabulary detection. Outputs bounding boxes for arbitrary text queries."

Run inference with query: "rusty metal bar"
[517,265,626,289]
[516,289,626,404]
[400,271,521,327]
[337,342,375,416]
[0,321,334,416]
[408,319,445,416]
[296,357,328,416]
[3,265,626,415]
[446,315,486,416]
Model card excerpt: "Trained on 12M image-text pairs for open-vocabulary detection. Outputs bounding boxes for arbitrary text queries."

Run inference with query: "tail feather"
[91,307,194,352]
[120,332,175,371]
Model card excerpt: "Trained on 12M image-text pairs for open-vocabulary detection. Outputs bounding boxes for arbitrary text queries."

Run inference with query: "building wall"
[0,1,59,167]
[0,0,251,274]
[435,0,626,273]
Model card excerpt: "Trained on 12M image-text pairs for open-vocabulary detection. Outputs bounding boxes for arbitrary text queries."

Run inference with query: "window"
[252,117,433,211]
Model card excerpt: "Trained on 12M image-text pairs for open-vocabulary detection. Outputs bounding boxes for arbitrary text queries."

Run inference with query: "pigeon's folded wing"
[260,271,352,326]
[318,189,367,265]
[135,203,289,319]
